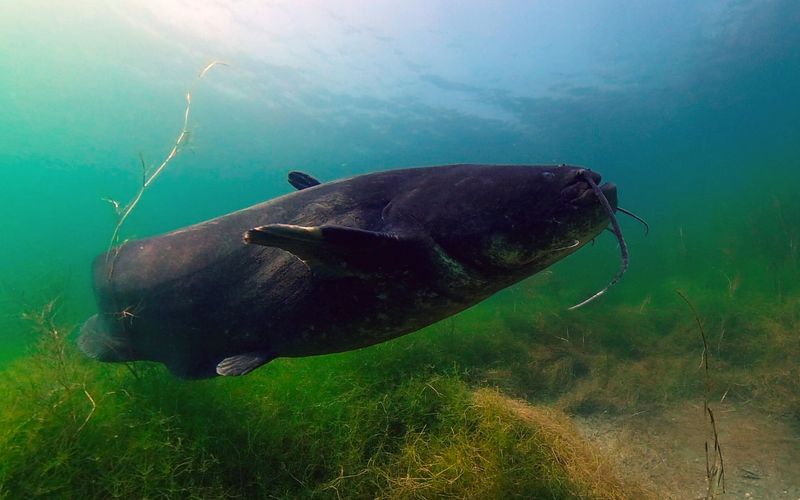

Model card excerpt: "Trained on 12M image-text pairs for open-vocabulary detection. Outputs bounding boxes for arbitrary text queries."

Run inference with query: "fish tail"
[77,314,137,362]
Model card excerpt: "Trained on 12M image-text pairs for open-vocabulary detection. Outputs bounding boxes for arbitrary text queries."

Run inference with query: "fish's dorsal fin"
[243,224,430,277]
[216,351,273,376]
[288,171,321,190]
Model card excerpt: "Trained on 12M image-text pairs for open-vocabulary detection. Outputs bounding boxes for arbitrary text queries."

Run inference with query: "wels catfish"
[78,164,628,378]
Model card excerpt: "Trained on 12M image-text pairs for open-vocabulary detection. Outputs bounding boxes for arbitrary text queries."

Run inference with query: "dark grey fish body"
[79,164,617,378]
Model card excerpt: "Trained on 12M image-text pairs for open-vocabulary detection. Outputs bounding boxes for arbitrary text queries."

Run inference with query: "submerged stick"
[106,60,228,278]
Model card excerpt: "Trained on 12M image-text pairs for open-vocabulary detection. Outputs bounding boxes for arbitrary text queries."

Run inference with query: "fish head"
[404,164,617,276]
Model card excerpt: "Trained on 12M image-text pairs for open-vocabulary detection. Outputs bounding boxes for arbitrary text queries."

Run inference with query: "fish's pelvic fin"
[216,351,273,376]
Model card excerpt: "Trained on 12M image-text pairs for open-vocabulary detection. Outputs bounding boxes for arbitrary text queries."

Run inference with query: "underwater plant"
[677,291,725,498]
[0,299,651,498]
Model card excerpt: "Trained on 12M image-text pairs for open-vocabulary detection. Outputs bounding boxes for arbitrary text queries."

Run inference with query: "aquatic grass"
[0,357,227,496]
[676,290,725,498]
[472,389,651,499]
[0,301,648,498]
[0,293,796,496]
[429,277,800,422]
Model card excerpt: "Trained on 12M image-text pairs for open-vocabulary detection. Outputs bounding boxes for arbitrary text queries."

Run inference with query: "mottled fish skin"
[78,164,617,379]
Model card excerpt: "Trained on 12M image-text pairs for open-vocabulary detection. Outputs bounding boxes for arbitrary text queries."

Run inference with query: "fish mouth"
[562,172,618,210]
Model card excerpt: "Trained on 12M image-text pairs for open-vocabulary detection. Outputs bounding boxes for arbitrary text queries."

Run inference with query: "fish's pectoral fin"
[288,171,321,190]
[243,224,431,277]
[216,351,273,376]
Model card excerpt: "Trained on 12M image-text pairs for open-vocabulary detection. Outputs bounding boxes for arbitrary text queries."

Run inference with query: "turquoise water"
[1,1,799,497]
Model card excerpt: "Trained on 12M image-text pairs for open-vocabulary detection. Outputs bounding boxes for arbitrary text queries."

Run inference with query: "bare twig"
[106,60,228,278]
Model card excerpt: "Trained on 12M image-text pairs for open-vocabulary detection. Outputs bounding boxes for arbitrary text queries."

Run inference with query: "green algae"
[0,306,645,498]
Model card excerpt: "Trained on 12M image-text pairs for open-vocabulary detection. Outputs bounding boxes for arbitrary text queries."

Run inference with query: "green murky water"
[1,1,798,497]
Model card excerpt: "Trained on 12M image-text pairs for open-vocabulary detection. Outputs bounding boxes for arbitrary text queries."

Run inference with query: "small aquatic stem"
[144,92,190,189]
[74,385,97,436]
[676,290,725,497]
